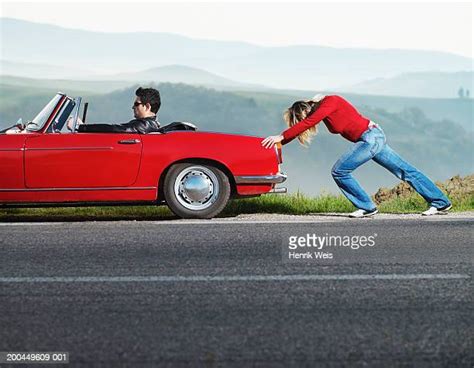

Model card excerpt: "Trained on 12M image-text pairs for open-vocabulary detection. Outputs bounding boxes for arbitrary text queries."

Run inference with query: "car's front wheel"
[163,163,231,219]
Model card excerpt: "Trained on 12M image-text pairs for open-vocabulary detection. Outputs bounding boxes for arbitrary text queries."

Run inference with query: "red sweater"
[281,95,370,144]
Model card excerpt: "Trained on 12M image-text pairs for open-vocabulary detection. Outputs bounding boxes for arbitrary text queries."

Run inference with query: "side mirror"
[16,118,24,129]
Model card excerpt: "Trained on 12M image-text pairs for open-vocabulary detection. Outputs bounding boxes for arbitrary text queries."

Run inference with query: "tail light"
[274,142,283,164]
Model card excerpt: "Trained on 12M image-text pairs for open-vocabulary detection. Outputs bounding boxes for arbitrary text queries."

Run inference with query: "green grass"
[222,192,355,215]
[223,192,474,215]
[0,205,175,222]
[1,192,472,221]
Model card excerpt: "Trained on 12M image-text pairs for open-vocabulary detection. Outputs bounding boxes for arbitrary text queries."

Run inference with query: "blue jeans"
[331,125,451,211]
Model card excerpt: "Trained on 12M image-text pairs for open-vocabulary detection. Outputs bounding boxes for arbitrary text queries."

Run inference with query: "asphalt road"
[0,216,473,367]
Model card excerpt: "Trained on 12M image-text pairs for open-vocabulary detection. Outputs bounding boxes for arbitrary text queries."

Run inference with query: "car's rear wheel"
[163,163,231,219]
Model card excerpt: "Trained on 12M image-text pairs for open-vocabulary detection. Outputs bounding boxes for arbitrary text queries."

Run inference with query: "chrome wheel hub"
[174,166,220,210]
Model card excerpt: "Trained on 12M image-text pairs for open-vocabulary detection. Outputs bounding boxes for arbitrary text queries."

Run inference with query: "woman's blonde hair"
[283,99,320,146]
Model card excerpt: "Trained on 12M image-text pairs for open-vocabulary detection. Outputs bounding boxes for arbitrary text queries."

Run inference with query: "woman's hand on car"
[261,135,283,148]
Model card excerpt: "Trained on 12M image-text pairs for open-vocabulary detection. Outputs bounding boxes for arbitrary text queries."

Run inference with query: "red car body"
[0,93,286,218]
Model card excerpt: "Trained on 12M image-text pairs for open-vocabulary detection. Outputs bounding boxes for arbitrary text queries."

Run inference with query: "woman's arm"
[281,97,337,143]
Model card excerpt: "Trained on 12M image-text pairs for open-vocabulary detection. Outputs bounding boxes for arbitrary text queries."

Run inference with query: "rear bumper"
[234,172,287,185]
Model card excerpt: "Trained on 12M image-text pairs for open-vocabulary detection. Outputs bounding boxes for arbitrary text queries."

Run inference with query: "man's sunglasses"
[133,101,145,107]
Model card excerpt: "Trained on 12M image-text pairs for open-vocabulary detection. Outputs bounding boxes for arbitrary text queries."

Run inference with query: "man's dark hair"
[136,87,161,114]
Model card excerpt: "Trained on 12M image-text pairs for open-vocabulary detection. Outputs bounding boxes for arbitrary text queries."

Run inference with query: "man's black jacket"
[77,116,160,134]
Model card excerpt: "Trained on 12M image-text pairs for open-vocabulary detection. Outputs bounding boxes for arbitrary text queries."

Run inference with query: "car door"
[24,133,143,188]
[0,134,27,189]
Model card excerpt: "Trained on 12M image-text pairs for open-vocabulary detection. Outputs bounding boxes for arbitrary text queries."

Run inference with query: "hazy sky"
[1,0,473,58]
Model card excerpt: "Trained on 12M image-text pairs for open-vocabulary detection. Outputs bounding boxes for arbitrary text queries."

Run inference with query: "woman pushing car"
[262,94,451,218]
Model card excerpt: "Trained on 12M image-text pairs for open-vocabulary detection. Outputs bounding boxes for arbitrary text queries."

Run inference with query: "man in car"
[74,87,161,134]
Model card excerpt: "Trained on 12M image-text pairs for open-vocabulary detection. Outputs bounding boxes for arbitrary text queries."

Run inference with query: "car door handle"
[118,139,141,144]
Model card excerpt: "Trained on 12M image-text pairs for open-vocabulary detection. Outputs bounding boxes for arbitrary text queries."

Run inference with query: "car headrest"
[157,121,197,133]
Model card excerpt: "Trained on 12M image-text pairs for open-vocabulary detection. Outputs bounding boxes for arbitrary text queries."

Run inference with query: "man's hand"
[261,135,283,149]
[67,117,83,131]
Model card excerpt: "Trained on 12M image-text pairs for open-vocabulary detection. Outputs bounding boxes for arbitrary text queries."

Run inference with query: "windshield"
[26,94,63,132]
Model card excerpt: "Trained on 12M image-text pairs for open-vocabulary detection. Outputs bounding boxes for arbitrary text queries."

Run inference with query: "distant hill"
[0,83,472,196]
[336,71,474,98]
[0,64,267,91]
[1,75,473,132]
[0,59,98,79]
[111,65,264,89]
[238,90,474,133]
[0,75,133,94]
[1,18,472,90]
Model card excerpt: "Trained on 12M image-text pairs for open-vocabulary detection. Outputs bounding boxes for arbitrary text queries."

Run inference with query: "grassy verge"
[0,205,175,222]
[223,192,474,215]
[1,192,472,221]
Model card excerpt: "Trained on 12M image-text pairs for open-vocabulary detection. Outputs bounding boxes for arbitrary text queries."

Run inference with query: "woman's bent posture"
[262,94,451,218]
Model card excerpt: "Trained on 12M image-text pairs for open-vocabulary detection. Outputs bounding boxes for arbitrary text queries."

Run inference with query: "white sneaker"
[349,208,378,218]
[421,204,452,216]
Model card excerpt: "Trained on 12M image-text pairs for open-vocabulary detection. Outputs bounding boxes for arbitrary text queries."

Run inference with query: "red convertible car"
[0,93,286,218]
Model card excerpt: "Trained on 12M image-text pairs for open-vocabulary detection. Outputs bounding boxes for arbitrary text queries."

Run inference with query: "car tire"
[163,163,231,219]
